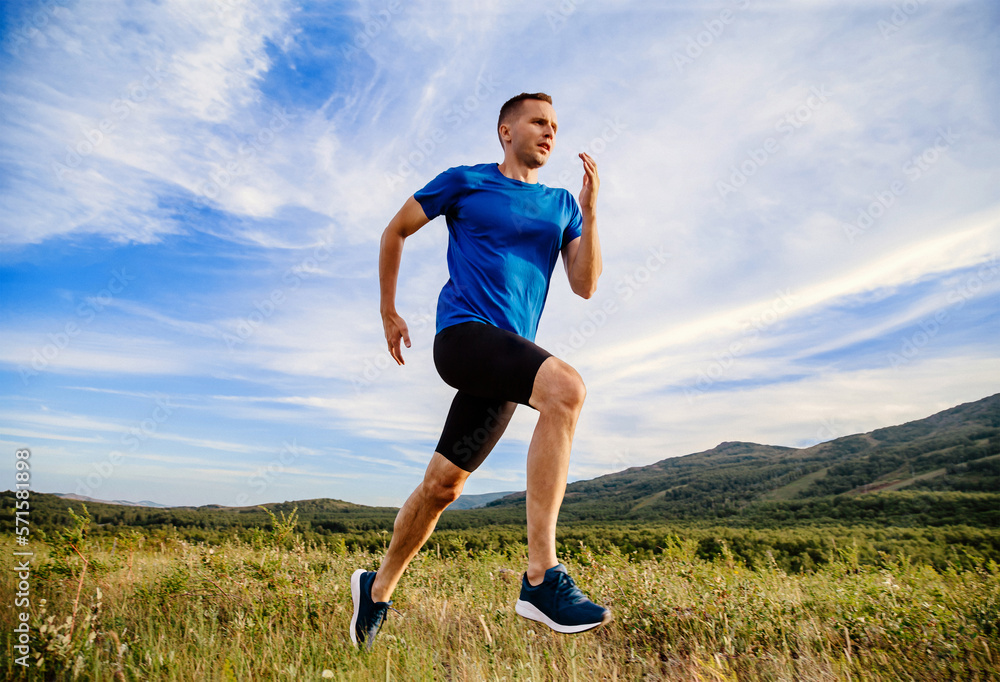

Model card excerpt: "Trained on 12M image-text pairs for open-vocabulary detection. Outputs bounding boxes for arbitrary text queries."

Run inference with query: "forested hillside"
[486,393,1000,524]
[3,394,997,556]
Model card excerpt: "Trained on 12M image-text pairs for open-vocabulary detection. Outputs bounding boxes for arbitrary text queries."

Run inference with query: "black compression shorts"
[433,321,552,472]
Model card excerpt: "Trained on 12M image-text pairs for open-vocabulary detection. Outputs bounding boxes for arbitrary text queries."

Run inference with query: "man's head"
[497,92,557,169]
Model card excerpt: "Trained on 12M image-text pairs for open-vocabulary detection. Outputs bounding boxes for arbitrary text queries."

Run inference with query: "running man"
[351,92,609,649]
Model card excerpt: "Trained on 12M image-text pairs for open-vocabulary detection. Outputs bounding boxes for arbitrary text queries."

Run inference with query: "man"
[351,92,608,649]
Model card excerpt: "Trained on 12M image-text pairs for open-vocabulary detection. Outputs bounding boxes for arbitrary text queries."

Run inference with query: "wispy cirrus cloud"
[1,0,997,506]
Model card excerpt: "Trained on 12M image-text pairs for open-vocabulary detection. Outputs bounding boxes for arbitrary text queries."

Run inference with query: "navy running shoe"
[350,569,392,650]
[515,564,612,633]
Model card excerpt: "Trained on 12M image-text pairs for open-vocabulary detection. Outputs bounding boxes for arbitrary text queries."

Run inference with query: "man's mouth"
[537,143,551,153]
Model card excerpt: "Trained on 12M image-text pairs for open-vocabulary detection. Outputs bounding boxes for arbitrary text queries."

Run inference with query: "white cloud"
[582,211,1000,384]
[1,0,998,505]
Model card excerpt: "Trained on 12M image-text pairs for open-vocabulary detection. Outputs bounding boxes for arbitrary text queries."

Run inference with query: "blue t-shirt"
[414,163,583,342]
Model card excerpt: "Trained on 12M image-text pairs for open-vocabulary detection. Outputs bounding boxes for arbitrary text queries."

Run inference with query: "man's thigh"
[436,394,516,472]
[433,322,552,406]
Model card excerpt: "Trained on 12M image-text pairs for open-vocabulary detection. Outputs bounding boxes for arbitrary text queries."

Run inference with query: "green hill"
[450,490,518,510]
[0,493,400,543]
[4,394,998,539]
[484,392,1000,525]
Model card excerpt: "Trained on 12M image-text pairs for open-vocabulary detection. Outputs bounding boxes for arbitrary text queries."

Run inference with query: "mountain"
[450,491,518,510]
[7,394,997,535]
[486,393,1000,522]
[56,494,170,508]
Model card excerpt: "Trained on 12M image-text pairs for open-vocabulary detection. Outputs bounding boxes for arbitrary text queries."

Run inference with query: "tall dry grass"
[2,521,998,680]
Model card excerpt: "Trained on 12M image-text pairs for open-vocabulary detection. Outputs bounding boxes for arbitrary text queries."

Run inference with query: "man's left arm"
[563,152,602,299]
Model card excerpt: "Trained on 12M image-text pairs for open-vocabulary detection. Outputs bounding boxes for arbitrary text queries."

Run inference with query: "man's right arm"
[379,196,431,366]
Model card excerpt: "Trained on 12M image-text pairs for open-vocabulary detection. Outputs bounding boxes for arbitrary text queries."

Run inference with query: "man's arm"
[562,152,602,299]
[380,196,431,365]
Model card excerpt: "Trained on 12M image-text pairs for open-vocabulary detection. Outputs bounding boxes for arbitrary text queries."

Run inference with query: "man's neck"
[497,158,539,184]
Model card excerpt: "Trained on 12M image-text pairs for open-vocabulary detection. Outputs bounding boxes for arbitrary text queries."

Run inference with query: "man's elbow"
[382,221,407,246]
[570,266,602,299]
[573,281,598,299]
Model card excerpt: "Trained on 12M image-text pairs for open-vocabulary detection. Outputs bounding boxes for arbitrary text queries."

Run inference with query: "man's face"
[502,99,558,169]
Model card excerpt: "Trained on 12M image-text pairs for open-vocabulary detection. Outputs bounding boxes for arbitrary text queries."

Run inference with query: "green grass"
[761,467,830,501]
[4,527,1000,681]
[862,467,948,494]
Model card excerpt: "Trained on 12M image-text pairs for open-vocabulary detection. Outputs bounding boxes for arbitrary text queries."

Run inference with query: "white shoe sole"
[349,569,364,647]
[515,599,612,634]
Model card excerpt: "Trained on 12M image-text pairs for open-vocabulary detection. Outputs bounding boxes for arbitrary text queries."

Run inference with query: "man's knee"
[424,479,463,507]
[560,364,587,410]
[533,358,586,415]
[422,459,466,507]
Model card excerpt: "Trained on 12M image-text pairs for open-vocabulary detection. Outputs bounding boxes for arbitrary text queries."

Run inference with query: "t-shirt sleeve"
[560,193,584,249]
[414,166,466,220]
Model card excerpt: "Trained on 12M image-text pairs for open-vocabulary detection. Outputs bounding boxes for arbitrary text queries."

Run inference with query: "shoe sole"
[515,599,613,634]
[350,569,364,647]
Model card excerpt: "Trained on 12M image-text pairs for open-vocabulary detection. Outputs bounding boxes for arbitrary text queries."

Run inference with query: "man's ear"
[499,122,511,147]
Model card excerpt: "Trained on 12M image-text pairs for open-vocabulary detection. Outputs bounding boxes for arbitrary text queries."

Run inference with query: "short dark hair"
[497,92,553,149]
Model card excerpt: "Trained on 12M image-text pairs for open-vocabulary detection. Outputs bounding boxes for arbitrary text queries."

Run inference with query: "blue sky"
[1,0,998,507]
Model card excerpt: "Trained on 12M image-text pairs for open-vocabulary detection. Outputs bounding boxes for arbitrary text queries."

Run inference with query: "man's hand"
[379,196,430,367]
[578,152,599,216]
[562,152,603,299]
[382,311,411,365]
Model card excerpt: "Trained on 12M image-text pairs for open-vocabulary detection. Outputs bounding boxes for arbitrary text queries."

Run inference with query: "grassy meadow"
[3,511,999,681]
